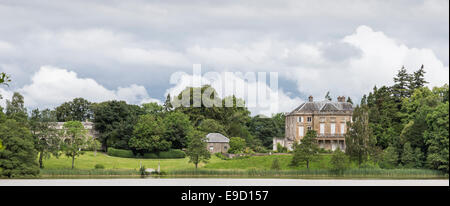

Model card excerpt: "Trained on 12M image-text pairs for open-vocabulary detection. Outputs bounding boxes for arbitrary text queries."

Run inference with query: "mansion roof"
[288,100,353,115]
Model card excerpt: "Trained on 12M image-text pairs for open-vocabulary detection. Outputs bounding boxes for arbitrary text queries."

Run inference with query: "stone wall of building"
[206,142,229,153]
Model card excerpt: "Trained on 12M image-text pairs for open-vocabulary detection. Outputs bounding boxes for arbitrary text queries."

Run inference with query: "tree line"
[289,65,449,173]
[0,81,286,176]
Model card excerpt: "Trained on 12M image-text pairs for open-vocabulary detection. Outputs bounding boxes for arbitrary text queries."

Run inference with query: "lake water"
[0,178,448,186]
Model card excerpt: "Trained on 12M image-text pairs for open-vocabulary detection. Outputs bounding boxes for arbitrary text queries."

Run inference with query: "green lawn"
[43,151,221,171]
[204,154,340,170]
[40,152,447,179]
[43,152,338,171]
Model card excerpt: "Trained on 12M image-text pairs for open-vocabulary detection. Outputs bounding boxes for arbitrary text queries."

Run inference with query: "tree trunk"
[306,160,309,169]
[39,152,44,169]
[71,154,75,169]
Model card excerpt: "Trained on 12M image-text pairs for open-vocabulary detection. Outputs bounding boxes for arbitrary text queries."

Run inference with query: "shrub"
[244,147,255,154]
[330,149,350,174]
[318,148,332,154]
[276,143,288,153]
[142,153,158,159]
[94,164,105,169]
[229,137,246,154]
[271,158,281,170]
[254,146,269,153]
[84,139,102,151]
[106,148,185,159]
[107,148,135,158]
[215,153,230,160]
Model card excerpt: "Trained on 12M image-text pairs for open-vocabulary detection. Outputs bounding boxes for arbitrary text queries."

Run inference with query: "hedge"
[107,148,135,158]
[107,148,185,159]
[158,149,186,159]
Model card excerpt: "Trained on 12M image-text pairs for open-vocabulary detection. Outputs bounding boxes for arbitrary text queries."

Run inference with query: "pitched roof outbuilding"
[206,133,230,143]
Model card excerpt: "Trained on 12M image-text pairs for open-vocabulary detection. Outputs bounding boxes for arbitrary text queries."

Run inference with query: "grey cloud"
[0,0,448,113]
[322,42,362,62]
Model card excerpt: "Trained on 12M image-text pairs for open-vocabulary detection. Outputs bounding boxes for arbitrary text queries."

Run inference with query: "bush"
[254,146,269,153]
[330,149,350,174]
[244,147,255,154]
[106,148,185,159]
[318,148,332,154]
[107,148,135,158]
[142,153,158,159]
[215,153,230,160]
[158,149,186,159]
[276,143,288,153]
[94,164,105,169]
[229,137,246,154]
[84,139,102,151]
[271,158,281,170]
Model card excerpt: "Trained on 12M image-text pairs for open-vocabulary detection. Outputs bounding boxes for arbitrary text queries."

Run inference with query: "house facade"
[53,121,99,140]
[205,133,230,153]
[274,95,353,151]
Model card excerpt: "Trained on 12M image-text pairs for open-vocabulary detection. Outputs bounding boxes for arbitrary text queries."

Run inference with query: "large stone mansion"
[273,95,353,151]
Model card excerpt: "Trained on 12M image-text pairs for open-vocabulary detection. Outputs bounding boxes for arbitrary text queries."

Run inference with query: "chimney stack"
[308,95,313,102]
[337,96,346,102]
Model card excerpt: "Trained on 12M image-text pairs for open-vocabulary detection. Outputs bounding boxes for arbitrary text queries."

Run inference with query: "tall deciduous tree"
[345,105,376,167]
[228,137,246,154]
[163,111,194,149]
[0,119,39,177]
[291,130,320,169]
[424,102,449,173]
[56,98,92,122]
[92,100,143,151]
[30,109,61,168]
[142,102,164,116]
[128,114,170,154]
[186,130,210,169]
[5,92,27,123]
[401,142,415,168]
[198,118,227,135]
[61,121,90,169]
[380,145,399,169]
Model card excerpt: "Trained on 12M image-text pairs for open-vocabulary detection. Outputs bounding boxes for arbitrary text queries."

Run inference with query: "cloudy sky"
[0,0,448,116]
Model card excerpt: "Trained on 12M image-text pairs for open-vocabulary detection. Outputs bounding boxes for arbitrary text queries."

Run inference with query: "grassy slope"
[43,152,210,171]
[41,152,446,179]
[43,152,338,171]
[204,154,345,170]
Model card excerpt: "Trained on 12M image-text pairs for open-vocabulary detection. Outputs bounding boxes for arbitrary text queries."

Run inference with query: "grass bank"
[166,168,447,179]
[38,152,448,179]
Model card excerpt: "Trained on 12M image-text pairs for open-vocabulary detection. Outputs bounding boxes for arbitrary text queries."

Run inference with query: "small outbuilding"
[205,133,230,153]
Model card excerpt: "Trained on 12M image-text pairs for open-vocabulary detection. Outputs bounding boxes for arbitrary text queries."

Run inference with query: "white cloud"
[0,66,158,109]
[165,70,302,116]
